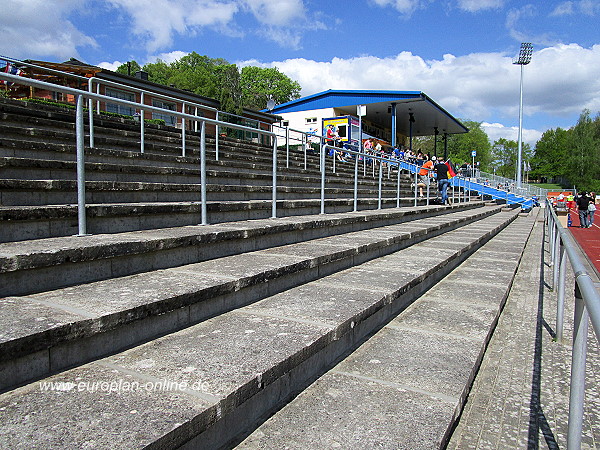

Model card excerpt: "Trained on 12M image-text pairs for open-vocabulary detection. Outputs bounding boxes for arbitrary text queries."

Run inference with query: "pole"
[75,95,87,236]
[517,63,524,188]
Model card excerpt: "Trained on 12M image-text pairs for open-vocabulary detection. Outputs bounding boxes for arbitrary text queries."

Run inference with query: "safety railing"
[3,70,455,235]
[0,70,277,232]
[0,55,275,162]
[87,76,219,158]
[545,201,600,449]
[478,170,549,199]
[450,177,534,210]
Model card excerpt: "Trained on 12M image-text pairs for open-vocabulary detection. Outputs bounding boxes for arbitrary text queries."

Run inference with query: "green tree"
[142,59,172,85]
[444,120,493,170]
[240,66,301,110]
[566,110,600,191]
[115,60,141,76]
[215,64,243,115]
[530,127,570,183]
[491,138,533,179]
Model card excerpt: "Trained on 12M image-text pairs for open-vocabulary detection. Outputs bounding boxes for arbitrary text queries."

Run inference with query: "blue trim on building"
[267,90,423,114]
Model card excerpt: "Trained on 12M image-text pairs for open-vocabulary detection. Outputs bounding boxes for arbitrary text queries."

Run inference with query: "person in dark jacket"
[576,192,592,228]
[435,160,451,205]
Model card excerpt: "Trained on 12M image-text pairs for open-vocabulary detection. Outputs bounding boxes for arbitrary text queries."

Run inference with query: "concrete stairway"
[238,211,538,449]
[0,204,529,449]
[0,98,424,241]
[0,98,534,449]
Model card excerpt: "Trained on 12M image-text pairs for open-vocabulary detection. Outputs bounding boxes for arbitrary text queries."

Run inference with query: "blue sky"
[3,0,600,146]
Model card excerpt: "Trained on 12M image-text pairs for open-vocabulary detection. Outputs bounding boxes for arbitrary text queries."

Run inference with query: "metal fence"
[545,202,600,449]
[2,70,466,237]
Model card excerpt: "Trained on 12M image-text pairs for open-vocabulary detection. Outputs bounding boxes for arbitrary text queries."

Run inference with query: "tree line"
[415,111,599,192]
[118,53,598,190]
[530,110,600,191]
[116,52,301,115]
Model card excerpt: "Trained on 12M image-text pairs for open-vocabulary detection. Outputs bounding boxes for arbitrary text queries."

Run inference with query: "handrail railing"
[545,200,600,449]
[0,71,277,230]
[0,56,277,162]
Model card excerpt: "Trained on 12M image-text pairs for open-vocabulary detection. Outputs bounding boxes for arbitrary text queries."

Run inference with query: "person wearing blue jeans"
[576,192,591,228]
[434,158,450,204]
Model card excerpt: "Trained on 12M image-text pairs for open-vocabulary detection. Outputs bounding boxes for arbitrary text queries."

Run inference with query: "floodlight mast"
[513,42,533,189]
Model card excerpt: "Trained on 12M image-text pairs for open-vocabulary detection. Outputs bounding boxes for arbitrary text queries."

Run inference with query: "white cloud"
[242,0,305,26]
[457,0,504,12]
[481,122,542,146]
[550,1,575,15]
[551,0,600,15]
[151,51,191,64]
[253,43,600,144]
[0,0,97,60]
[370,0,423,15]
[106,0,239,52]
[97,60,123,71]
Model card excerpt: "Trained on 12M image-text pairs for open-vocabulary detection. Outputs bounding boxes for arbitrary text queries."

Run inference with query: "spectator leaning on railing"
[434,158,451,205]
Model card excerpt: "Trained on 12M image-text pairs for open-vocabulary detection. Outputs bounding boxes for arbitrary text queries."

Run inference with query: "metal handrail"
[0,71,277,230]
[0,55,90,82]
[3,70,445,233]
[545,201,600,449]
[87,76,219,157]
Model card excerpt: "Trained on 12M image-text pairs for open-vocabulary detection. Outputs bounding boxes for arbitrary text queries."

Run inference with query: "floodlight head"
[513,42,533,65]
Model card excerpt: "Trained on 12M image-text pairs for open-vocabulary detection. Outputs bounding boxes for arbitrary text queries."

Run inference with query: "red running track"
[567,208,600,275]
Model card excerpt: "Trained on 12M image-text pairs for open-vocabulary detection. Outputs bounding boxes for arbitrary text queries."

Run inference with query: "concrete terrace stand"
[0,97,537,449]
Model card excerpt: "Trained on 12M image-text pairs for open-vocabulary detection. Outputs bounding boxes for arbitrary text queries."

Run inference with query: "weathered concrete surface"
[0,210,522,449]
[1,205,509,392]
[0,202,488,297]
[447,213,600,449]
[237,211,537,449]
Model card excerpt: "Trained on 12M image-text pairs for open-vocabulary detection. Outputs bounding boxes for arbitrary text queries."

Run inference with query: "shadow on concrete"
[527,226,559,449]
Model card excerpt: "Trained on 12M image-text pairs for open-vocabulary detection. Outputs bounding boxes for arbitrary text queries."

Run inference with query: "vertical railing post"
[286,126,289,169]
[378,159,383,210]
[396,164,401,208]
[553,227,561,288]
[556,243,567,342]
[87,80,95,148]
[215,111,220,161]
[181,102,186,157]
[140,92,145,154]
[75,95,87,236]
[353,153,359,212]
[303,134,307,171]
[332,148,336,174]
[414,170,418,207]
[200,121,207,225]
[272,135,277,219]
[567,283,589,450]
[320,140,326,214]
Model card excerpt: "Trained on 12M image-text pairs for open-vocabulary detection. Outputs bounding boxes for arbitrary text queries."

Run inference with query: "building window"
[105,88,135,116]
[282,120,290,127]
[305,117,317,124]
[152,99,177,126]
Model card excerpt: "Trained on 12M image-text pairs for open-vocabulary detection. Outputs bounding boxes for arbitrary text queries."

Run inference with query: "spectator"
[576,192,592,228]
[418,155,434,198]
[588,192,596,227]
[435,158,451,205]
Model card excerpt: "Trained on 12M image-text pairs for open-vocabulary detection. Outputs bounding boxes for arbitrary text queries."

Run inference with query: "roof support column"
[444,132,448,161]
[409,113,415,151]
[390,103,397,147]
[434,127,438,157]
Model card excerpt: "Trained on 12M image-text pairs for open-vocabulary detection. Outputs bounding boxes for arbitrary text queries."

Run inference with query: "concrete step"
[1,195,453,242]
[0,176,420,206]
[0,208,523,449]
[237,210,538,449]
[0,205,497,391]
[0,157,410,193]
[0,202,486,297]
